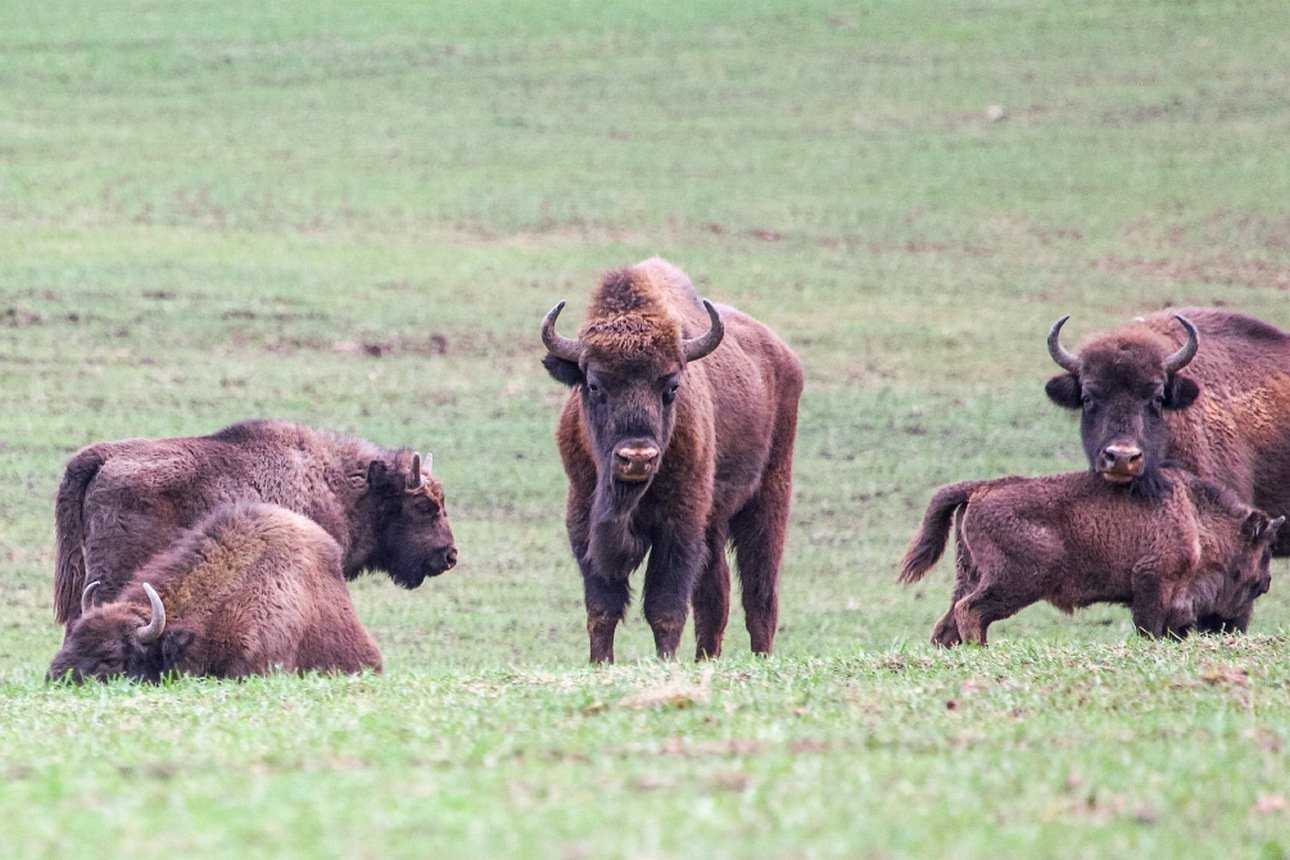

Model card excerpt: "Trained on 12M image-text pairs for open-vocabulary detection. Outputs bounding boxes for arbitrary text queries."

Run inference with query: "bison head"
[541,292,723,501]
[47,582,167,683]
[1045,314,1200,497]
[365,451,458,588]
[1196,510,1284,635]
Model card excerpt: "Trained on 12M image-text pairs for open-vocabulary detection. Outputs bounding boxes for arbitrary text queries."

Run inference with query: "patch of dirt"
[1099,254,1290,291]
[1,307,43,327]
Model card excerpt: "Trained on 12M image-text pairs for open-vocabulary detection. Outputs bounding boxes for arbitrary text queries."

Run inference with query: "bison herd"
[43,257,1290,682]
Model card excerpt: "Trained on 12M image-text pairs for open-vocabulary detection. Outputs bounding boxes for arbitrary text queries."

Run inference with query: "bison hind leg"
[953,577,1043,646]
[729,482,793,655]
[931,609,962,647]
[692,526,732,660]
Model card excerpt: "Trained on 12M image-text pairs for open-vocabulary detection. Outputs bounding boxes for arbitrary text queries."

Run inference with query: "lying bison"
[49,502,382,682]
[542,258,803,662]
[900,468,1283,646]
[55,419,457,625]
[1045,308,1290,555]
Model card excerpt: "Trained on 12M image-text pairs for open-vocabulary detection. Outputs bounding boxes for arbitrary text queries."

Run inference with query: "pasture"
[3,1,1290,856]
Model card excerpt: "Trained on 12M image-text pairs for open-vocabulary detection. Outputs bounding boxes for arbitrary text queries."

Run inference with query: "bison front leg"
[568,499,637,665]
[1129,568,1167,638]
[642,530,705,660]
[581,572,630,664]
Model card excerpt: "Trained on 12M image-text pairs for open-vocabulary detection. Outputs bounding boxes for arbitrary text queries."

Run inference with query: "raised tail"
[53,446,108,624]
[899,481,985,584]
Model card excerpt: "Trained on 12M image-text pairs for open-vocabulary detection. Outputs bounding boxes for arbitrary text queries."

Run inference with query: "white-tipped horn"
[407,452,425,492]
[81,580,102,615]
[135,583,167,644]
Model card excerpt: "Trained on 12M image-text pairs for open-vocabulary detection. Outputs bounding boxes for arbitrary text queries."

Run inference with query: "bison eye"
[662,383,680,405]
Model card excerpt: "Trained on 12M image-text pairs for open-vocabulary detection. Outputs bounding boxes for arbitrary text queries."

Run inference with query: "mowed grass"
[2,1,1290,857]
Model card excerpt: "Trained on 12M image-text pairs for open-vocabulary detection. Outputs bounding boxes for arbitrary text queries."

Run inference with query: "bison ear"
[1244,511,1286,544]
[366,460,396,493]
[1044,374,1082,410]
[1238,510,1279,544]
[159,628,196,671]
[542,353,585,388]
[1164,375,1200,410]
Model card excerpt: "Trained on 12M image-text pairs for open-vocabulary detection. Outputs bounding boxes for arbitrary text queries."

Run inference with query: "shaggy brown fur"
[542,258,803,662]
[54,419,456,625]
[1045,308,1290,555]
[48,502,382,682]
[900,469,1282,646]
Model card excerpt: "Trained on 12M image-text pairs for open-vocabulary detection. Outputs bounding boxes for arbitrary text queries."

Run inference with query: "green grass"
[3,1,1290,857]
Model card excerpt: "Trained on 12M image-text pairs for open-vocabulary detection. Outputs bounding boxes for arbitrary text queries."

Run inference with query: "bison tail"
[53,447,107,624]
[899,481,980,585]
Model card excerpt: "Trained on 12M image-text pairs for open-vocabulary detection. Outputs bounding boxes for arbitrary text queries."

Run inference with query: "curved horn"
[541,301,582,363]
[407,452,425,492]
[81,580,102,615]
[681,300,724,362]
[1163,314,1198,374]
[135,582,166,645]
[1047,315,1080,373]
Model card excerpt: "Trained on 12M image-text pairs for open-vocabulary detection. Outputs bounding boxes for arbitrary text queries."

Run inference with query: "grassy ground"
[2,1,1289,857]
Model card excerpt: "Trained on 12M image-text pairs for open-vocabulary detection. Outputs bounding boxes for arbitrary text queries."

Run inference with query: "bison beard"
[543,258,802,663]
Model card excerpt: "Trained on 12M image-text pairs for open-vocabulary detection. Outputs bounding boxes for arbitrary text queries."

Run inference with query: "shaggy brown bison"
[54,419,456,625]
[48,502,382,682]
[1045,308,1290,554]
[542,258,803,662]
[900,468,1283,646]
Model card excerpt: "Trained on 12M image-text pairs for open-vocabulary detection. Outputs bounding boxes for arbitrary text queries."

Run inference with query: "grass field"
[3,1,1290,857]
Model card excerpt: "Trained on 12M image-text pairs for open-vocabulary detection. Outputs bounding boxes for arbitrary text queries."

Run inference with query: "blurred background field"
[2,2,1289,857]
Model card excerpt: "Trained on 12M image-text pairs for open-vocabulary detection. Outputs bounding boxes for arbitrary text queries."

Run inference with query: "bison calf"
[900,469,1282,646]
[48,502,382,683]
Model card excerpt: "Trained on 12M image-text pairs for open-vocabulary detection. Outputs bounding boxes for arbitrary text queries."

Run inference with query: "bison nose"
[1099,444,1144,483]
[613,444,660,482]
[444,546,458,570]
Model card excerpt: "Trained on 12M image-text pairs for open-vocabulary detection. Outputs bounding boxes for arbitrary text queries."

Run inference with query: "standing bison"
[49,502,382,682]
[1045,308,1290,554]
[900,468,1283,646]
[541,258,803,663]
[54,419,457,625]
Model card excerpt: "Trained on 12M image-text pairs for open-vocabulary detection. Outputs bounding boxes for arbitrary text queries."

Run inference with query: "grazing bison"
[54,419,457,625]
[1045,308,1290,554]
[48,502,382,682]
[900,468,1283,646]
[541,258,803,662]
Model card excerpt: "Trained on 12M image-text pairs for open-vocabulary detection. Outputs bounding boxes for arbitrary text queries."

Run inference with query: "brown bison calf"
[900,469,1282,646]
[48,502,382,682]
